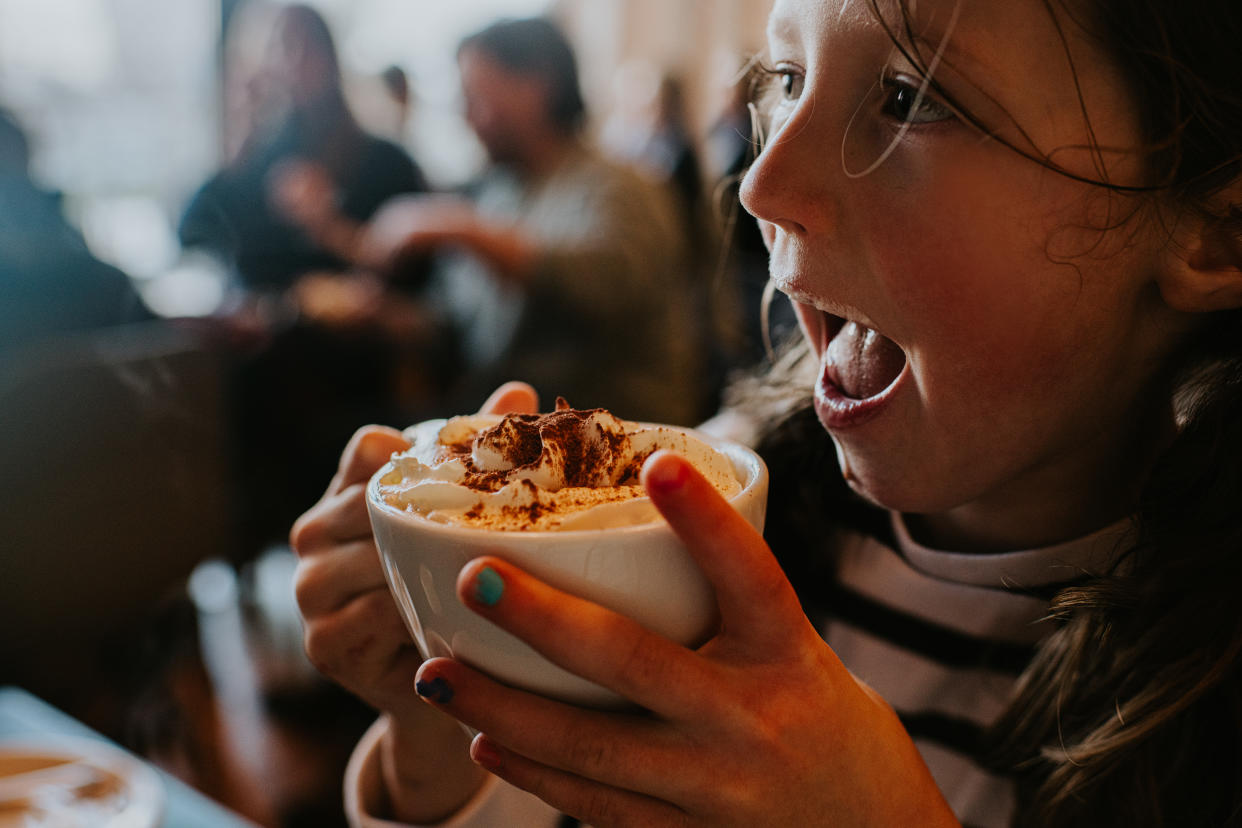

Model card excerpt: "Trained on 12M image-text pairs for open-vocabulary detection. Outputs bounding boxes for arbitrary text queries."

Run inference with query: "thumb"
[479,382,539,415]
[330,425,410,494]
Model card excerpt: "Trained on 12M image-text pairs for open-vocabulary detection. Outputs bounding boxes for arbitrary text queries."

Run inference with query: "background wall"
[560,0,773,137]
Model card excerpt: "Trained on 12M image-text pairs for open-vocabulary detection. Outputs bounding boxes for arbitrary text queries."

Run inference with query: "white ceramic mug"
[366,425,769,708]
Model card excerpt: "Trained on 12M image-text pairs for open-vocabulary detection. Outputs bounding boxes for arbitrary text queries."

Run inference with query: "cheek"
[870,194,1083,395]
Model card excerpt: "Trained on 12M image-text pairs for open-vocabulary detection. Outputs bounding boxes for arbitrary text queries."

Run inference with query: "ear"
[1159,209,1242,313]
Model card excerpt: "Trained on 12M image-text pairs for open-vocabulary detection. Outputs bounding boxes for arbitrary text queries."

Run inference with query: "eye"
[778,68,804,101]
[881,76,954,125]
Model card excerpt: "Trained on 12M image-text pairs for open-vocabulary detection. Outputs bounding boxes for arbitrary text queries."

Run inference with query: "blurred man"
[289,17,704,424]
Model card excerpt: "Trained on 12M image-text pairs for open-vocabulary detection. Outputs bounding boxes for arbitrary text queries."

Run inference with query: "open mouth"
[802,305,908,427]
[820,315,907,400]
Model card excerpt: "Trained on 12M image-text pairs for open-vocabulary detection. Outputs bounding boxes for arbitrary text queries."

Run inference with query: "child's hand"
[291,424,420,718]
[413,449,961,827]
[290,381,538,822]
[290,382,537,713]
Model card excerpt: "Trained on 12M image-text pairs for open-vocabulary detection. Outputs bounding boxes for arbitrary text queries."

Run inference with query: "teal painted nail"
[473,566,504,606]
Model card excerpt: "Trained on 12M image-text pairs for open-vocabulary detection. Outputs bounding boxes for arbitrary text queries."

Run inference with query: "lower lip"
[813,363,906,430]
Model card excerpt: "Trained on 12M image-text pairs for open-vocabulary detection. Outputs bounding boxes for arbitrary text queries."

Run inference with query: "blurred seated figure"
[0,108,151,351]
[176,3,437,559]
[284,17,703,426]
[178,2,427,295]
[601,62,749,418]
[602,64,709,255]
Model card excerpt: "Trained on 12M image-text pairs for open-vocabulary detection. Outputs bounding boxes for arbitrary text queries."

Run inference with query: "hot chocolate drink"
[376,399,742,531]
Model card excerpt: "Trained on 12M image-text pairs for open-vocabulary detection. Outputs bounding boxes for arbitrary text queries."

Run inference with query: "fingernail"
[645,454,689,494]
[473,566,504,607]
[471,735,502,771]
[415,675,454,704]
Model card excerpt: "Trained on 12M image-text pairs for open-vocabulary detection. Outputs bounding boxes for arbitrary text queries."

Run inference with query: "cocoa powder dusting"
[449,404,637,528]
[620,448,654,484]
[458,414,542,492]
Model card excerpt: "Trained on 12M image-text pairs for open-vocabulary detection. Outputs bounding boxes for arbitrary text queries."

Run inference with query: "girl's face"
[741,0,1194,550]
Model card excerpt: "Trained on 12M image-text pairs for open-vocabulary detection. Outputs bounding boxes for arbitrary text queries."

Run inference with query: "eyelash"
[879,74,955,125]
[752,62,803,105]
[752,62,956,128]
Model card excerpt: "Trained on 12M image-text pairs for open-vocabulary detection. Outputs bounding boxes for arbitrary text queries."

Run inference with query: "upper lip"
[777,281,846,318]
[781,285,883,340]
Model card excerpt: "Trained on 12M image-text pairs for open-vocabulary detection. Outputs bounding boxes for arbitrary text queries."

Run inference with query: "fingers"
[454,558,727,722]
[468,734,691,828]
[413,657,700,811]
[641,450,809,650]
[290,482,372,555]
[329,425,410,496]
[293,538,387,617]
[302,586,419,697]
[478,382,538,415]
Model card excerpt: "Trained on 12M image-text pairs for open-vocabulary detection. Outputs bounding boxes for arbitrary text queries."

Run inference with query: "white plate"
[0,736,164,828]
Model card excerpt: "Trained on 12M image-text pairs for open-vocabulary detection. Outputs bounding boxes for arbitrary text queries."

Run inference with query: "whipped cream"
[376,403,742,531]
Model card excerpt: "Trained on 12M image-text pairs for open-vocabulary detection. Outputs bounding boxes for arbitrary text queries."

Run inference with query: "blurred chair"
[0,320,236,705]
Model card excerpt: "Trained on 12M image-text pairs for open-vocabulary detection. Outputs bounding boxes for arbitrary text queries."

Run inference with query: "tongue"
[826,321,906,399]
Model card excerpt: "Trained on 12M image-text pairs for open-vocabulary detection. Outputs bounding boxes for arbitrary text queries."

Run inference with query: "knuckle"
[302,625,338,676]
[292,558,325,615]
[609,625,666,692]
[562,728,616,778]
[571,788,624,828]
[360,588,404,630]
[288,510,322,554]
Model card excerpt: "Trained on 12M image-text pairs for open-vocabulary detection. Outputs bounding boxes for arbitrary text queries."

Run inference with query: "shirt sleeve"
[523,159,688,316]
[344,718,567,828]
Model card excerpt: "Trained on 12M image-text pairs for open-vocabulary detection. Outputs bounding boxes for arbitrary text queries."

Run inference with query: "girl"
[290,0,1242,825]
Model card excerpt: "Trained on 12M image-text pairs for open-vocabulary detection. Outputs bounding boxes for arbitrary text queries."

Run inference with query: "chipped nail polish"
[415,675,454,704]
[473,566,504,606]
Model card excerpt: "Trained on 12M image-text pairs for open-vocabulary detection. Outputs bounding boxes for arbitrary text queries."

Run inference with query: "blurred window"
[0,0,220,314]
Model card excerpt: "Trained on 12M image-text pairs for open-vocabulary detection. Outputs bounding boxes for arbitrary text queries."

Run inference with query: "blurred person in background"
[602,65,710,257]
[377,64,414,145]
[0,107,151,352]
[601,64,741,417]
[283,16,704,426]
[177,2,435,560]
[178,2,427,297]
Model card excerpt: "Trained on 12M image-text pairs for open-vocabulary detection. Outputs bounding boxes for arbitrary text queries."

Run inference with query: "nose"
[738,97,836,238]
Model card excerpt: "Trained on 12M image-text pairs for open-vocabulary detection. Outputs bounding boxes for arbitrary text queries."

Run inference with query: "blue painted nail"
[415,676,454,704]
[473,566,504,607]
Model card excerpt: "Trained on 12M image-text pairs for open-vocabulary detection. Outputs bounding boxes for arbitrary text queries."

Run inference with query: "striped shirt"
[345,512,1133,828]
[816,513,1131,828]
